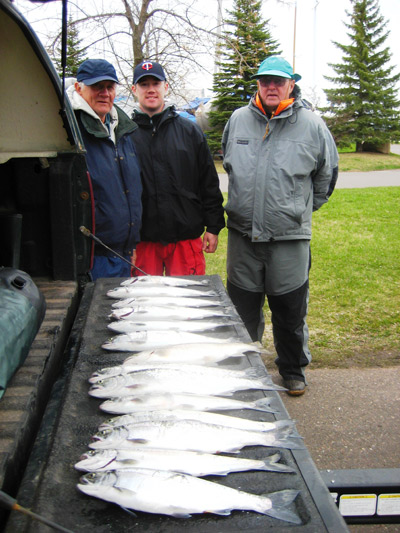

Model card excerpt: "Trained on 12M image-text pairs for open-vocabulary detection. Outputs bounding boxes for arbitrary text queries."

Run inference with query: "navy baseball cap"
[133,61,166,84]
[77,59,119,85]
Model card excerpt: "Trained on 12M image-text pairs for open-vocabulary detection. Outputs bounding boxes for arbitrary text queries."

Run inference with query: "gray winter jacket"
[222,94,338,242]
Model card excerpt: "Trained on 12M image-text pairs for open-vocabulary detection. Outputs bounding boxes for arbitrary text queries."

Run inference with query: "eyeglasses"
[258,76,290,87]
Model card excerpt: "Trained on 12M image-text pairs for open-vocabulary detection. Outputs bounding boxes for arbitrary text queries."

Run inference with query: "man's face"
[132,76,168,117]
[75,80,116,122]
[257,76,295,113]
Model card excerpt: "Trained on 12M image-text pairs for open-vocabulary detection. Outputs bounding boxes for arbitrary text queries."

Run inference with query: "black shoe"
[283,379,306,396]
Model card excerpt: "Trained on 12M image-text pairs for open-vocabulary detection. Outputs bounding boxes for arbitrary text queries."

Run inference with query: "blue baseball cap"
[77,59,119,85]
[133,61,166,84]
[252,56,301,82]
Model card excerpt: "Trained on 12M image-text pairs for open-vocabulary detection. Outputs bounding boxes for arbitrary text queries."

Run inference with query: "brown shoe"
[283,379,306,396]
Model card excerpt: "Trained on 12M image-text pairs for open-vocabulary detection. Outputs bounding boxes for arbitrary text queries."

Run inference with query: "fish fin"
[244,367,270,379]
[169,509,192,518]
[262,453,296,474]
[262,489,302,524]
[271,419,296,431]
[120,505,138,518]
[206,509,231,516]
[248,341,274,356]
[271,437,305,450]
[120,459,139,466]
[259,379,287,391]
[128,438,149,445]
[252,397,278,413]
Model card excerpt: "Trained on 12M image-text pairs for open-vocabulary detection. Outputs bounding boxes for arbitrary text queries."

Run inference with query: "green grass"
[206,188,400,369]
[214,151,400,174]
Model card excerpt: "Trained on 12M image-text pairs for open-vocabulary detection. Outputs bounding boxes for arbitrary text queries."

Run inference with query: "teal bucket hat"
[252,56,301,82]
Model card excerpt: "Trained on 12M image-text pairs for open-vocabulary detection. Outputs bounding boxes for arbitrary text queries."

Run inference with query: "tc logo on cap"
[142,62,154,71]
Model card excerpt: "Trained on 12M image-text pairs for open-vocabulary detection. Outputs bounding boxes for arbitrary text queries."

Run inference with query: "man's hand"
[202,232,218,253]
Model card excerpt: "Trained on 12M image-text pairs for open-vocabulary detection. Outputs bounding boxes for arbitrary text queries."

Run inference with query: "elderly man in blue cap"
[222,56,338,396]
[67,59,142,280]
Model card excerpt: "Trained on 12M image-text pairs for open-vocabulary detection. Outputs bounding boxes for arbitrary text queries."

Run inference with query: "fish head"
[88,377,120,397]
[79,471,117,488]
[89,367,122,384]
[89,427,129,449]
[75,449,117,471]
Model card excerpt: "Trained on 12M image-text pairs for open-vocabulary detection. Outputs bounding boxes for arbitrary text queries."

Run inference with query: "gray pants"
[227,229,311,381]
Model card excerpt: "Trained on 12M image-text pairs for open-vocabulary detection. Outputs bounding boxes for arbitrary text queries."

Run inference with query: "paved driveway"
[218,144,400,193]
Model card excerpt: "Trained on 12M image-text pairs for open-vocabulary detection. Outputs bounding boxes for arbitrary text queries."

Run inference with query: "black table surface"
[6,275,348,532]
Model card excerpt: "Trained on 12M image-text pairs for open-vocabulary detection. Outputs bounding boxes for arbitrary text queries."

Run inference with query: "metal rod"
[0,490,75,533]
[79,226,150,276]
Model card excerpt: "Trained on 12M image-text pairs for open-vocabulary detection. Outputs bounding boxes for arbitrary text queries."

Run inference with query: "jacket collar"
[254,92,295,118]
[67,85,137,140]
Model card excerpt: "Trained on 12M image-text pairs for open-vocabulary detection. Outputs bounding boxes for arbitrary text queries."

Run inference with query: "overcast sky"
[265,0,400,105]
[14,0,400,105]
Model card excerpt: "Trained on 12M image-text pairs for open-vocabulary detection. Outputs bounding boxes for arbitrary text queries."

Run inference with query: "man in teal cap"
[222,56,338,396]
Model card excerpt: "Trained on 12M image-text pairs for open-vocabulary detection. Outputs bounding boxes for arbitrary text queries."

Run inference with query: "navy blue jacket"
[76,106,142,256]
[131,105,225,244]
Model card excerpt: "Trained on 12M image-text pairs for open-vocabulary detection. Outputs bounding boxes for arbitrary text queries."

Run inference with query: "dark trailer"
[0,1,349,531]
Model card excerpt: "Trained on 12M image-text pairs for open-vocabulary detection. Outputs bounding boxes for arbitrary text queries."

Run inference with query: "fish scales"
[77,469,301,523]
[118,341,260,366]
[107,319,236,334]
[88,366,284,397]
[75,448,295,476]
[109,305,230,321]
[111,296,224,308]
[89,420,304,452]
[107,285,219,299]
[101,331,237,352]
[99,392,278,415]
[89,363,267,384]
[98,409,296,434]
[120,276,210,287]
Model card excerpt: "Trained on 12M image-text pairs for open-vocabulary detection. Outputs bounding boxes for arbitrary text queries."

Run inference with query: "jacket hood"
[67,84,118,134]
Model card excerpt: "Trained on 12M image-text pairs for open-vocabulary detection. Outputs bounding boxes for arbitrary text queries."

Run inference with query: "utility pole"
[292,0,297,70]
[214,0,223,74]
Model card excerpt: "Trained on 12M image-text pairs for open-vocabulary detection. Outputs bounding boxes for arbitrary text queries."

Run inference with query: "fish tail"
[261,452,296,474]
[252,398,278,413]
[249,341,273,356]
[261,489,302,524]
[259,378,286,391]
[270,436,305,450]
[269,419,296,431]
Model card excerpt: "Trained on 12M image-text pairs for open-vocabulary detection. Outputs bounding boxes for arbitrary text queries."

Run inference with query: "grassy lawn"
[214,150,400,174]
[205,187,400,369]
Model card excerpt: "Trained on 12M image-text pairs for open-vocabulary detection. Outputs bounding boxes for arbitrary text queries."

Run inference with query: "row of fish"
[77,275,303,524]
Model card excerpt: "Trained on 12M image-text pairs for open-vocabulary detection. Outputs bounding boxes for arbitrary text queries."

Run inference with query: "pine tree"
[323,0,400,152]
[206,0,280,155]
[54,16,87,78]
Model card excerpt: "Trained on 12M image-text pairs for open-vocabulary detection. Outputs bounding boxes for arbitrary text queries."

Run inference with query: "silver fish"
[102,331,235,352]
[89,420,304,452]
[107,286,218,299]
[99,392,278,415]
[88,366,284,398]
[120,341,261,366]
[75,448,295,476]
[107,319,236,334]
[121,276,210,287]
[77,469,301,522]
[90,363,267,385]
[98,409,295,434]
[111,296,224,308]
[109,306,230,321]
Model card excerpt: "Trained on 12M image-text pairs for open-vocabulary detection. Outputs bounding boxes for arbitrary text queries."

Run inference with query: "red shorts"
[134,238,206,276]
